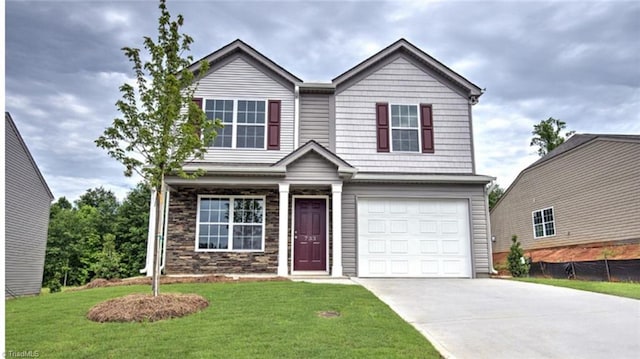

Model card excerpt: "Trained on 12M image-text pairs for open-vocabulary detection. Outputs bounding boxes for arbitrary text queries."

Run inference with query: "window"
[532,207,555,238]
[197,196,265,251]
[390,104,420,152]
[203,99,266,149]
[377,103,434,153]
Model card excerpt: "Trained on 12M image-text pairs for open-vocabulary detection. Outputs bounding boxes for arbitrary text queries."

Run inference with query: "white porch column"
[331,183,343,277]
[278,183,290,276]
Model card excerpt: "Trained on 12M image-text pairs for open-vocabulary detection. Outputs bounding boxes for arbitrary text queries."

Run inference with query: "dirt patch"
[71,275,288,291]
[494,243,640,269]
[87,293,209,323]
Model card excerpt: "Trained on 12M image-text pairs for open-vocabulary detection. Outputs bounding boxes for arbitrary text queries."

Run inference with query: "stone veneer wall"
[165,187,279,274]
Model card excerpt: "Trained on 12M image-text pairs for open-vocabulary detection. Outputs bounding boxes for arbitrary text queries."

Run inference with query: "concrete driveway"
[355,278,640,359]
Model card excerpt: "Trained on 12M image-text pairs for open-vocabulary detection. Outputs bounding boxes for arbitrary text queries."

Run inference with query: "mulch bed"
[87,293,209,323]
[71,275,288,291]
[83,275,289,323]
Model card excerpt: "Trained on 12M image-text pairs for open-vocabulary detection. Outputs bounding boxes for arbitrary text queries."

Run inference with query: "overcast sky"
[6,0,640,202]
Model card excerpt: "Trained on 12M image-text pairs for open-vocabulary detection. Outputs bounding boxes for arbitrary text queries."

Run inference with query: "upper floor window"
[391,104,419,152]
[532,207,555,238]
[376,102,434,153]
[204,99,266,149]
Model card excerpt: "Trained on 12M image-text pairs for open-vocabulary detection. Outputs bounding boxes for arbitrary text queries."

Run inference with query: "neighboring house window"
[532,207,555,238]
[376,103,434,153]
[203,99,267,149]
[196,196,265,251]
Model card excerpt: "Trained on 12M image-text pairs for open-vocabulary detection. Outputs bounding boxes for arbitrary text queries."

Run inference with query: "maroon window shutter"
[420,104,434,153]
[267,100,281,150]
[192,98,203,138]
[376,102,390,152]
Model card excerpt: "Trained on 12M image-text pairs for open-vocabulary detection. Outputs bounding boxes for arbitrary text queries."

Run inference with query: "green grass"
[514,278,640,299]
[6,281,439,358]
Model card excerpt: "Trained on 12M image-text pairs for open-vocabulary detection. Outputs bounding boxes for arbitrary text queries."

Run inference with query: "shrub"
[46,277,62,293]
[90,234,124,280]
[507,235,530,277]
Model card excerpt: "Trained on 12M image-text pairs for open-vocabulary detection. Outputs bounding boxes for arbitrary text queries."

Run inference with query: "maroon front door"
[294,198,327,271]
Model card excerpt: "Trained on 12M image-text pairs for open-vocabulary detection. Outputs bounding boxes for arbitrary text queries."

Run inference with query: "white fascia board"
[165,176,283,186]
[350,173,495,184]
[181,164,286,176]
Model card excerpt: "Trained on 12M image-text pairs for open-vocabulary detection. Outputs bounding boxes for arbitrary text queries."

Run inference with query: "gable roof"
[188,39,302,84]
[332,38,483,100]
[527,133,640,171]
[492,133,640,212]
[5,112,54,200]
[273,140,356,177]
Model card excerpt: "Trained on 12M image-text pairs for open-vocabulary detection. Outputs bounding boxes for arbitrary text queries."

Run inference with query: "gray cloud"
[6,0,640,200]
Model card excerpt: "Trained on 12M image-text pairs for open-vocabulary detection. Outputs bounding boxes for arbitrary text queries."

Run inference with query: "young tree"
[507,235,530,277]
[95,0,218,296]
[91,233,124,280]
[530,117,575,156]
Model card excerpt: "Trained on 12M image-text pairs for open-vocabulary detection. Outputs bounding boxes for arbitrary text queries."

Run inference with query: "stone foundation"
[165,187,279,274]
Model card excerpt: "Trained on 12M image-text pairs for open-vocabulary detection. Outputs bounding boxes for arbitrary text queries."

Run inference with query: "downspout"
[294,84,300,148]
[140,188,156,276]
[485,180,498,275]
[160,190,170,272]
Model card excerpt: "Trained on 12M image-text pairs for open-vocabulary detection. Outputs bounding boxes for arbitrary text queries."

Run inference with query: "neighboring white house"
[5,112,54,297]
[142,39,494,279]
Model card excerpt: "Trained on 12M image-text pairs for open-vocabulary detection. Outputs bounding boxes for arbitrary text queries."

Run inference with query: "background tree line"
[43,183,150,291]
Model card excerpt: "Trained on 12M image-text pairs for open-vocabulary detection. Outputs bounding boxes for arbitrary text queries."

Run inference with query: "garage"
[357,198,471,277]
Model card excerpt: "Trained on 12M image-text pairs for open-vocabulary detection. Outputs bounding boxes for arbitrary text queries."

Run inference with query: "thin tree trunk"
[152,179,165,297]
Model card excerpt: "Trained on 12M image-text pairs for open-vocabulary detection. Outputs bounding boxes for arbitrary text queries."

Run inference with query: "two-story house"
[141,39,494,279]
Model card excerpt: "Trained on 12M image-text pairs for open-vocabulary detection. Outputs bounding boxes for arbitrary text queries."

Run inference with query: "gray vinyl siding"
[5,118,52,297]
[491,139,640,253]
[194,56,295,163]
[341,183,490,277]
[335,56,474,174]
[285,152,340,183]
[299,94,330,147]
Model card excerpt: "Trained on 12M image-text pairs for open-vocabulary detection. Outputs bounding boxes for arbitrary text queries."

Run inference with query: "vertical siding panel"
[299,94,330,147]
[5,116,52,297]
[285,152,340,182]
[335,56,473,173]
[491,140,640,253]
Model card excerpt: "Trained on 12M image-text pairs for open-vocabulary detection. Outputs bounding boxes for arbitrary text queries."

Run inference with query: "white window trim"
[532,206,556,239]
[389,103,421,153]
[201,98,268,150]
[195,195,267,252]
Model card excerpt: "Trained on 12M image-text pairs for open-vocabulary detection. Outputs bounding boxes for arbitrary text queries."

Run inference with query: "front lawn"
[514,278,640,299]
[6,281,439,358]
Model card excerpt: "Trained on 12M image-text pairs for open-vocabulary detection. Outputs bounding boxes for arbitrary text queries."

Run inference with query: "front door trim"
[291,195,329,274]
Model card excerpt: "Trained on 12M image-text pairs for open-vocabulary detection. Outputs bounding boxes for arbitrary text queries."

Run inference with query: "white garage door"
[357,198,471,277]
